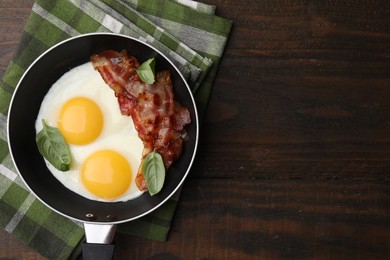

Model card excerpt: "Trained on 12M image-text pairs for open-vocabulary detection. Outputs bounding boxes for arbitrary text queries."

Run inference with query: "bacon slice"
[91,50,191,191]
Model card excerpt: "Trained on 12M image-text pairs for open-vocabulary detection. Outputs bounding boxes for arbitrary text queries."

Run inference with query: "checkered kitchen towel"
[0,0,232,258]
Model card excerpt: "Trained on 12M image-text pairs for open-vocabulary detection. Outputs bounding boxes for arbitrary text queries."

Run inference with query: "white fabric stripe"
[0,113,7,142]
[102,14,124,33]
[0,164,17,182]
[177,0,198,9]
[32,3,80,37]
[0,176,13,198]
[5,193,36,233]
[145,15,226,57]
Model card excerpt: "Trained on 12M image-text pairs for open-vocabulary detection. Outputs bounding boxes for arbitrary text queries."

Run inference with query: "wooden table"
[1,0,389,259]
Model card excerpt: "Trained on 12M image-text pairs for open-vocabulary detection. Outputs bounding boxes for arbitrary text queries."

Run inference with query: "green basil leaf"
[142,149,165,196]
[136,58,156,84]
[36,119,71,171]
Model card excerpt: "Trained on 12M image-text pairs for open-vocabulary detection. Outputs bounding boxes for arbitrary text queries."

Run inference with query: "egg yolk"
[58,97,103,145]
[81,150,132,200]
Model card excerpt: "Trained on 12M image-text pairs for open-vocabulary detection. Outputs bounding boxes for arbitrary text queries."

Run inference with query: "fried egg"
[35,62,144,202]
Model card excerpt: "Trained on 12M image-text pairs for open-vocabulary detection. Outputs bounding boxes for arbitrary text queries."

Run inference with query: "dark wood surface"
[1,0,390,259]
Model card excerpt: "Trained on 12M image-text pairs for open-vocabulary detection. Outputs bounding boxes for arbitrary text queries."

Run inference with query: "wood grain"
[1,0,390,259]
[196,0,390,181]
[113,178,390,259]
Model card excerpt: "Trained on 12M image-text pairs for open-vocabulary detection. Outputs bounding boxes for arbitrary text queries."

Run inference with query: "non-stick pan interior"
[8,33,198,223]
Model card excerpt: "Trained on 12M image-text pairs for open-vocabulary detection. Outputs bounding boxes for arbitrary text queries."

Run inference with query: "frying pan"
[7,33,199,259]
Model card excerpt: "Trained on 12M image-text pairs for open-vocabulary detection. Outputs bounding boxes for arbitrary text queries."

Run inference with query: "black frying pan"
[7,33,199,259]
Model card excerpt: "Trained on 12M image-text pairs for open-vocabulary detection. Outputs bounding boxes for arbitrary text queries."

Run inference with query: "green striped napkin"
[0,0,232,258]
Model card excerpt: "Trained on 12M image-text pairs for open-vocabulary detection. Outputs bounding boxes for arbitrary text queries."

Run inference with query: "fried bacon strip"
[91,50,191,191]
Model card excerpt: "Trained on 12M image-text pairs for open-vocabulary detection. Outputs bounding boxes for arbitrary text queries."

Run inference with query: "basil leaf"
[142,149,165,196]
[36,119,71,171]
[136,58,156,84]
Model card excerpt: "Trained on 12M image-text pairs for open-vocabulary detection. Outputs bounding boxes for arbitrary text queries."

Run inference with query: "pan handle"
[82,223,117,260]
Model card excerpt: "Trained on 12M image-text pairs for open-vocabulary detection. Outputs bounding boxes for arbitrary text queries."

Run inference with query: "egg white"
[35,62,144,202]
